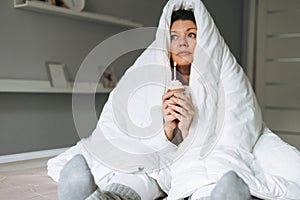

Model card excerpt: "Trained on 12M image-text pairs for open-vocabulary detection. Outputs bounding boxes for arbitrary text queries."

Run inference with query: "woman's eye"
[170,35,177,40]
[188,33,196,38]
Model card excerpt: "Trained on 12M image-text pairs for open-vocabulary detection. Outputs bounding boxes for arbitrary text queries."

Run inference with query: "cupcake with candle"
[167,62,185,93]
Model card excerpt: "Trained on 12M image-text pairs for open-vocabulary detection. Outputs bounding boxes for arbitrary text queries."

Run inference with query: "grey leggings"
[86,183,141,200]
[58,154,250,200]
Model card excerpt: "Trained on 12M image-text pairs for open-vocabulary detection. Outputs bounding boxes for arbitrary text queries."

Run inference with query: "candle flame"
[174,62,177,80]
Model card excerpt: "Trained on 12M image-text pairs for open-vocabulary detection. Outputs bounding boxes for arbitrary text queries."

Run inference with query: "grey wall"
[0,0,244,155]
[202,0,244,64]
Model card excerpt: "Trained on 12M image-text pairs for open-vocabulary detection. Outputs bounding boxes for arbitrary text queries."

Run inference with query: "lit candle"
[174,62,177,80]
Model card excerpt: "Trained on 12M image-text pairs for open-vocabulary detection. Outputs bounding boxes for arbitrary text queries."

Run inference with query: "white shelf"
[0,79,112,94]
[14,0,143,28]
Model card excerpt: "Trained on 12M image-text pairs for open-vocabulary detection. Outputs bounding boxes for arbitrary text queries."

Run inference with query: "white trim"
[0,147,69,164]
[244,0,258,86]
[255,0,268,115]
[0,147,69,171]
[0,79,112,94]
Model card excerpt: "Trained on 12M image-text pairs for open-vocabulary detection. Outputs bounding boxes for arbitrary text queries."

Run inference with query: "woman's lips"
[177,51,191,56]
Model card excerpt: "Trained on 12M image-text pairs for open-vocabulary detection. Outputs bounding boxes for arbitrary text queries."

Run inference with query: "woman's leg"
[105,172,165,200]
[210,171,251,200]
[190,171,251,200]
[58,154,97,200]
[57,154,163,200]
[86,184,141,200]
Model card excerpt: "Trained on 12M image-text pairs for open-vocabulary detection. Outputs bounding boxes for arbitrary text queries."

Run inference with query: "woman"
[56,9,249,200]
[56,9,251,200]
[49,1,300,200]
[162,10,196,142]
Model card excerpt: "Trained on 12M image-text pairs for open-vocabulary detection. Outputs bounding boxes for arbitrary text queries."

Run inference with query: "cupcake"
[167,79,185,93]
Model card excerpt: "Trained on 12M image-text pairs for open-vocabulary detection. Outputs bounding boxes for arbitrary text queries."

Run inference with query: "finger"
[173,92,190,101]
[162,91,174,101]
[171,98,191,112]
[170,104,189,118]
[171,110,182,121]
[172,104,195,122]
[162,100,169,110]
[165,113,177,122]
[173,93,194,108]
[164,106,176,116]
[163,103,179,116]
[172,95,194,111]
[181,100,194,114]
[163,99,177,110]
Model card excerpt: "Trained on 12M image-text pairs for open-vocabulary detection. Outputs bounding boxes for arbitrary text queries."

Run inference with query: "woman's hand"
[162,91,195,140]
[168,92,195,139]
[162,92,178,140]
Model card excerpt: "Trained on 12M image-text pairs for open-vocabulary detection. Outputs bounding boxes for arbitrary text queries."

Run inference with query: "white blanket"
[48,0,300,199]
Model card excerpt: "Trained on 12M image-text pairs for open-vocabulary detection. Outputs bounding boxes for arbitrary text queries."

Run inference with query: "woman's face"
[170,20,197,66]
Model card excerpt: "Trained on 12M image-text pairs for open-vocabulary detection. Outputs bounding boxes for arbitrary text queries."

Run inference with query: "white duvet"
[47,0,300,199]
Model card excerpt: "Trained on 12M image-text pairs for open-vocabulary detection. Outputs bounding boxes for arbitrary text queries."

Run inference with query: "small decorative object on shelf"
[27,0,85,10]
[46,61,70,88]
[50,0,65,7]
[100,66,117,89]
[61,0,85,11]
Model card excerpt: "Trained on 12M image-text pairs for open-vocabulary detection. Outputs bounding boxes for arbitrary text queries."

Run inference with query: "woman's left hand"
[169,92,195,139]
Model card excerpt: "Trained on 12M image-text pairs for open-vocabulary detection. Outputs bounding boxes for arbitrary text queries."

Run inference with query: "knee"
[59,154,92,183]
[211,171,251,200]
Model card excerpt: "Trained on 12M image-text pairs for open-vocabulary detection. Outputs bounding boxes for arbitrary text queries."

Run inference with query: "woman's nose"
[178,36,189,47]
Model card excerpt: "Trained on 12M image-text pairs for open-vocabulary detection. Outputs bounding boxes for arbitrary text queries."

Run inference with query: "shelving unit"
[14,0,143,28]
[0,79,112,94]
[10,1,128,94]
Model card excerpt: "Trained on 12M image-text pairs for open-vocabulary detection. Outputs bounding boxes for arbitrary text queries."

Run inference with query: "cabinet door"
[255,0,300,148]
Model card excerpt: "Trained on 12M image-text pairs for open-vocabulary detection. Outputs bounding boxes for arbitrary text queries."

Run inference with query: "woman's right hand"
[162,91,178,140]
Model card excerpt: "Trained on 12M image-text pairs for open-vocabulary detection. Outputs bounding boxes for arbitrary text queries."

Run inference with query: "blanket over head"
[48,0,300,199]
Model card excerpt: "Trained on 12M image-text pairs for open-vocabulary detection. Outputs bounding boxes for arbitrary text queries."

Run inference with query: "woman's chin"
[173,57,193,66]
[175,60,192,67]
